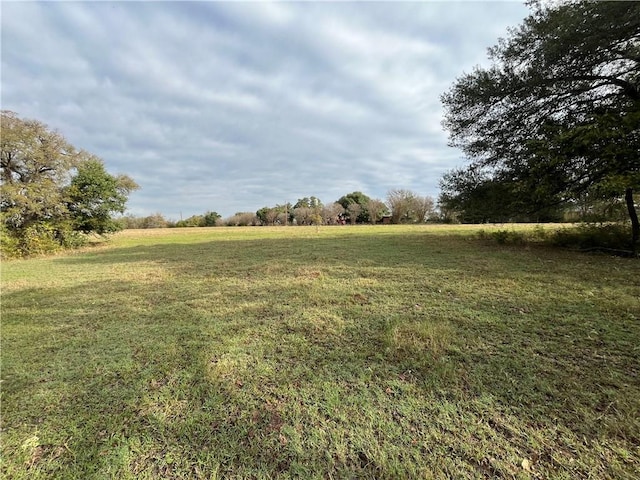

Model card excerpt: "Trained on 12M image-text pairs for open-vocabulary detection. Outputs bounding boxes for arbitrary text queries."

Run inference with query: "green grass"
[2,224,639,479]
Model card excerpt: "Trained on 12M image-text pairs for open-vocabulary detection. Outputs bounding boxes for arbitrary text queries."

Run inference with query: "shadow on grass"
[3,277,418,477]
[3,232,640,478]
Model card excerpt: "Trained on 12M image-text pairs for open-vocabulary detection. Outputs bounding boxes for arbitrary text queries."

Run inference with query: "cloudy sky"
[2,1,529,219]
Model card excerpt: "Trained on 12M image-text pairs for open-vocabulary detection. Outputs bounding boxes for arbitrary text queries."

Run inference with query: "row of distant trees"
[120,190,437,229]
[120,211,223,229]
[122,185,632,231]
[122,189,629,230]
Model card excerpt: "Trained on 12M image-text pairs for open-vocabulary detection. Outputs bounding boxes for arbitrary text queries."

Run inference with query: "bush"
[0,225,21,259]
[477,223,635,254]
[0,222,88,258]
[57,229,88,249]
[18,224,62,256]
[493,229,526,245]
[477,228,529,245]
[223,212,259,226]
[550,223,633,251]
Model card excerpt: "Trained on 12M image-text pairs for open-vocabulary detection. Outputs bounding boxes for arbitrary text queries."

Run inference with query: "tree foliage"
[292,197,322,225]
[223,212,259,226]
[441,1,640,246]
[292,206,313,225]
[0,111,138,256]
[121,213,169,229]
[1,111,78,231]
[321,202,345,225]
[439,168,563,223]
[337,191,371,223]
[294,197,322,209]
[365,199,388,224]
[66,157,138,234]
[173,211,222,228]
[386,189,434,224]
[257,204,291,225]
[345,203,361,225]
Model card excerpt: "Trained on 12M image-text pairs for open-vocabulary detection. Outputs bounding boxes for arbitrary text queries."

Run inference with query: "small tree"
[346,203,362,225]
[256,206,278,225]
[387,189,415,223]
[66,157,138,234]
[139,213,169,228]
[411,196,435,223]
[224,212,257,226]
[175,215,205,227]
[337,191,371,223]
[145,213,169,228]
[293,206,312,225]
[321,202,345,225]
[366,199,388,224]
[203,211,221,226]
[386,189,434,223]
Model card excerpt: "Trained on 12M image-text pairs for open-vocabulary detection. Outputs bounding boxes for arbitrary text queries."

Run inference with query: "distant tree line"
[121,190,437,229]
[119,211,221,229]
[125,179,626,232]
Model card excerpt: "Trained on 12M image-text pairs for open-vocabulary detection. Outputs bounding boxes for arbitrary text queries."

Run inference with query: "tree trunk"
[625,187,639,252]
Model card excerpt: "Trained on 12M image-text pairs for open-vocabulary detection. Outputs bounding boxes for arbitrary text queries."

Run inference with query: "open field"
[1,224,639,479]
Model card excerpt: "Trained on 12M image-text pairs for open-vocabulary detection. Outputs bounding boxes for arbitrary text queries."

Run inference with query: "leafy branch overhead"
[440,0,640,247]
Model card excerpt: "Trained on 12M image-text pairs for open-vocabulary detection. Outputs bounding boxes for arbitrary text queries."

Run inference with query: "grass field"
[1,224,639,479]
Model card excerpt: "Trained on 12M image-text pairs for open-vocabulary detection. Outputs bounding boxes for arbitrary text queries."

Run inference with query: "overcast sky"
[2,1,529,219]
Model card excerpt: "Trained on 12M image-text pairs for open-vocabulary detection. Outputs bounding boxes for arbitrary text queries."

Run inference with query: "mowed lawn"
[1,225,639,479]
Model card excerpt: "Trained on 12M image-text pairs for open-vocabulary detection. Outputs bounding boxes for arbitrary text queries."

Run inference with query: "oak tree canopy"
[440,1,640,248]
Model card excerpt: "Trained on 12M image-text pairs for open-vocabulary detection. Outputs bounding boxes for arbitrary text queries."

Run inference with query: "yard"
[1,225,639,478]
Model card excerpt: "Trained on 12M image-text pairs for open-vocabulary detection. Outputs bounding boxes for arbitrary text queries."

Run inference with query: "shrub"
[0,225,21,259]
[57,229,88,249]
[493,229,526,245]
[0,222,88,258]
[550,223,633,251]
[478,223,635,254]
[18,224,62,256]
[477,228,528,245]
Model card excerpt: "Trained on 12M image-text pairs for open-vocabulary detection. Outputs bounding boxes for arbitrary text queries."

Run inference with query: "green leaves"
[0,112,138,256]
[66,157,139,235]
[440,1,640,241]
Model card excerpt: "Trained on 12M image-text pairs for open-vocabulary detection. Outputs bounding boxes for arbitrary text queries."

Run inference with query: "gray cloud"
[1,1,528,219]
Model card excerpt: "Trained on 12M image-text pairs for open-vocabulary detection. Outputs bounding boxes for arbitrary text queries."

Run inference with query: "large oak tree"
[441,1,640,248]
[1,111,138,255]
